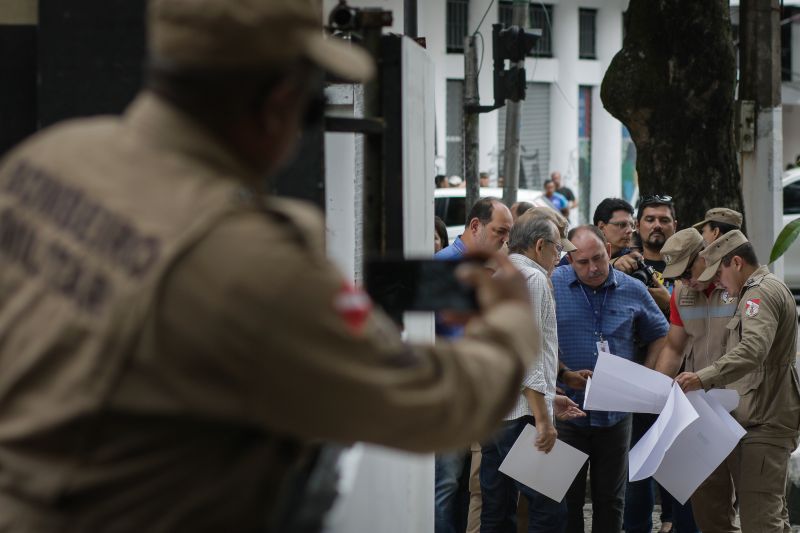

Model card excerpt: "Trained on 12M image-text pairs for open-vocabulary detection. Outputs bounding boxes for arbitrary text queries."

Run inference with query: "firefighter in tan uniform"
[654,227,739,532]
[0,1,544,531]
[677,231,800,533]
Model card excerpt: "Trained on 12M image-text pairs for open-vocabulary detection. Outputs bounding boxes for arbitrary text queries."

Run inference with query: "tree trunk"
[601,0,743,227]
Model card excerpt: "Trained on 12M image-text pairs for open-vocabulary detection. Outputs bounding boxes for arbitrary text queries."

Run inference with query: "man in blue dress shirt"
[551,225,668,533]
[433,197,513,533]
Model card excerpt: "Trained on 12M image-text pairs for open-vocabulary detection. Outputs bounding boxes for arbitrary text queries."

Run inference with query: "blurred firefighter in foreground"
[0,0,543,531]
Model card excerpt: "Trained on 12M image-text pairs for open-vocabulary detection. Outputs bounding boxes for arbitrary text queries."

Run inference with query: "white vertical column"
[550,1,580,190]
[324,85,358,280]
[420,0,449,173]
[590,2,624,208]
[742,108,784,278]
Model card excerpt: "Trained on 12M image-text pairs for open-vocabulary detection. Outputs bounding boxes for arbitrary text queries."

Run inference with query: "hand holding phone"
[365,257,480,315]
[364,252,529,317]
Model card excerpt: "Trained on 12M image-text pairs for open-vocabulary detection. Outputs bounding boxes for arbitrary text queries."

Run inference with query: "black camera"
[629,258,659,288]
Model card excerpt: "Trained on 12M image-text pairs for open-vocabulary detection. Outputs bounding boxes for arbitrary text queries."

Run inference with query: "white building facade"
[325,0,631,223]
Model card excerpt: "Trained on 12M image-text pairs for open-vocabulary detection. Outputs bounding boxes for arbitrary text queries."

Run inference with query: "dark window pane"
[447,0,470,53]
[529,4,553,57]
[498,2,553,58]
[785,181,800,215]
[579,8,597,59]
[446,80,464,177]
[437,197,467,227]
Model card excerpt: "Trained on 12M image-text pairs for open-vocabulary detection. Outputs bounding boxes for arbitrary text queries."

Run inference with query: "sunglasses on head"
[638,194,673,208]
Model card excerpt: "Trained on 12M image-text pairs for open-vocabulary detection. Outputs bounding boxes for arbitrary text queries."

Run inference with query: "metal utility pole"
[464,35,481,217]
[502,0,528,207]
[738,0,783,275]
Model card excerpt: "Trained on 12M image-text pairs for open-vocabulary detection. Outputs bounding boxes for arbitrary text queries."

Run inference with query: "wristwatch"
[557,366,570,382]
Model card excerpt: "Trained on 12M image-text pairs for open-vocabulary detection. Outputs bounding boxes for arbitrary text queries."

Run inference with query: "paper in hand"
[498,424,588,503]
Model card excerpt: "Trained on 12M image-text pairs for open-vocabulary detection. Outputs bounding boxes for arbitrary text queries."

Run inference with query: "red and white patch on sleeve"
[744,298,761,318]
[334,282,373,334]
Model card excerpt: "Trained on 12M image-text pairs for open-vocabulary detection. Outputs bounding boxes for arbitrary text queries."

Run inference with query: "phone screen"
[365,258,479,315]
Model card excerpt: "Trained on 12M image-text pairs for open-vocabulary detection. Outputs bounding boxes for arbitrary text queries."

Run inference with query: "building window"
[497,82,551,189]
[498,1,554,58]
[578,86,593,222]
[579,8,597,59]
[446,79,464,177]
[447,0,470,53]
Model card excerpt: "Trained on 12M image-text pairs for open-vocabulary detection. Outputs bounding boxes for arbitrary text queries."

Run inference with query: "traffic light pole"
[464,35,481,219]
[501,0,528,207]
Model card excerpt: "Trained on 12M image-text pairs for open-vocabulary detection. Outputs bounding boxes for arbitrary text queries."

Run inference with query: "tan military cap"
[692,207,743,230]
[661,228,704,279]
[697,230,749,282]
[148,0,374,82]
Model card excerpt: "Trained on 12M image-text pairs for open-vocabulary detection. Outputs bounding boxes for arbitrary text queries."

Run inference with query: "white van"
[782,168,800,300]
[434,187,552,241]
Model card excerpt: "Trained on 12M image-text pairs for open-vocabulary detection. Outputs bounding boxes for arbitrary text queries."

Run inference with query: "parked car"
[782,168,800,296]
[434,187,552,242]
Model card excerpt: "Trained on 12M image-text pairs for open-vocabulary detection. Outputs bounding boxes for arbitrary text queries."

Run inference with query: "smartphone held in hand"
[365,257,480,315]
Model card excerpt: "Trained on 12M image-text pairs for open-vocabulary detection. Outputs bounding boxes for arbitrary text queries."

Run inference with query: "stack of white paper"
[651,389,746,503]
[498,424,588,503]
[629,385,699,483]
[578,352,746,503]
[582,352,673,414]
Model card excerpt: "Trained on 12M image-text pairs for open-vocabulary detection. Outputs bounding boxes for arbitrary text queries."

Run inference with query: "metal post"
[464,35,481,218]
[502,0,527,207]
[362,24,385,258]
[739,0,783,276]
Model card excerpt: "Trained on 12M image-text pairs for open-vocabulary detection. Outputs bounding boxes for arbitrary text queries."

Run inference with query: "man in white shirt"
[480,213,584,533]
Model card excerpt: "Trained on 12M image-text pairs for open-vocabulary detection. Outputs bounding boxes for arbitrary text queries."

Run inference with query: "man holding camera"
[613,194,677,313]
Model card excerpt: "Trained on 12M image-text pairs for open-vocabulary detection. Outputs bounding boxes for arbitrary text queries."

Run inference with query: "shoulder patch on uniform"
[744,298,761,318]
[334,283,372,334]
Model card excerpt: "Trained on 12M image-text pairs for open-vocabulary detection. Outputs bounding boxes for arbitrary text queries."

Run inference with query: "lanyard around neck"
[579,283,609,341]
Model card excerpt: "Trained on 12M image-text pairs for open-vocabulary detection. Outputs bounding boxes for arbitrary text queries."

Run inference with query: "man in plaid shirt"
[480,213,584,533]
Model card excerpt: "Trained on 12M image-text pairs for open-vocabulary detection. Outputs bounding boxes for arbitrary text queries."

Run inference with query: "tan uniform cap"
[692,207,743,230]
[661,228,704,279]
[697,230,749,282]
[148,0,375,82]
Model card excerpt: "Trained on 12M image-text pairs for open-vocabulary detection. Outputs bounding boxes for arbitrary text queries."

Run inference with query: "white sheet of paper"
[629,384,699,482]
[582,352,673,414]
[498,424,588,503]
[653,390,745,503]
[706,388,740,412]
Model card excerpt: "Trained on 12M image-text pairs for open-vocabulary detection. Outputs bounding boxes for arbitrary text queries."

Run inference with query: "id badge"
[596,340,610,354]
